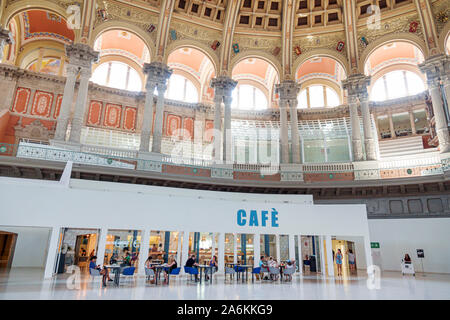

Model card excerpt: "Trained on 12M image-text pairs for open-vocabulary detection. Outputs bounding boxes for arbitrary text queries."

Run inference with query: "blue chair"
[184,266,193,281]
[251,267,261,282]
[165,267,180,284]
[234,265,245,280]
[121,267,135,285]
[188,267,199,282]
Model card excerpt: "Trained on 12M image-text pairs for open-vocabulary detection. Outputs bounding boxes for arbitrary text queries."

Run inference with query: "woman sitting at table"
[206,256,218,280]
[145,256,156,284]
[163,256,177,284]
[89,256,112,286]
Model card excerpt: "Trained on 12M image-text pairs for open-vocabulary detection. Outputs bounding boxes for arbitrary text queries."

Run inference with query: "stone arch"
[230,50,282,81]
[90,20,155,62]
[292,48,350,80]
[438,20,450,54]
[164,39,219,76]
[2,0,71,29]
[359,32,428,75]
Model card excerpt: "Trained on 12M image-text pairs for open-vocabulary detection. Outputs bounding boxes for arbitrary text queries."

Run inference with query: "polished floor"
[0,268,449,300]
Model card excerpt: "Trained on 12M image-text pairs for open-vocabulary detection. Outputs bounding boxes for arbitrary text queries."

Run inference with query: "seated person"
[89,256,112,286]
[284,260,295,281]
[163,256,178,283]
[185,254,199,281]
[258,256,269,280]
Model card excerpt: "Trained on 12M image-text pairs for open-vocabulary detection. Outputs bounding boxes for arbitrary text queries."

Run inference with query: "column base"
[137,151,164,161]
[211,163,234,179]
[353,160,380,180]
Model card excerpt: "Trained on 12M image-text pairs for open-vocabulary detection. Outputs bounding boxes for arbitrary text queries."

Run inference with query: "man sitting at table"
[185,254,199,281]
[89,256,112,286]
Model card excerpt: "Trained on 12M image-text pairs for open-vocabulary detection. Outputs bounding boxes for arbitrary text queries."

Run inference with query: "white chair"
[225,267,236,281]
[89,268,103,285]
[269,267,280,281]
[283,267,295,281]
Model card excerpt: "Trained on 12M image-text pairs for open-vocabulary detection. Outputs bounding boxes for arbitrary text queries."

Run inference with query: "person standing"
[335,249,343,277]
[347,249,356,274]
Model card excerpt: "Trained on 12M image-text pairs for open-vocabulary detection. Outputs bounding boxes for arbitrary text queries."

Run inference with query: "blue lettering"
[271,208,279,227]
[237,209,246,226]
[261,210,269,227]
[249,210,259,226]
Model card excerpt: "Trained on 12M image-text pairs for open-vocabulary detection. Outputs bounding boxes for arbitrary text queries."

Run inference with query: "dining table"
[196,265,215,284]
[104,264,122,286]
[153,264,169,285]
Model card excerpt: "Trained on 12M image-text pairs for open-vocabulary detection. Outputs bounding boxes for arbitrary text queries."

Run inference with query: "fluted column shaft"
[360,94,377,160]
[279,99,289,164]
[151,84,167,153]
[223,95,233,162]
[289,99,300,163]
[54,65,78,141]
[213,95,222,161]
[429,81,450,153]
[349,96,364,161]
[69,68,91,143]
[139,81,156,152]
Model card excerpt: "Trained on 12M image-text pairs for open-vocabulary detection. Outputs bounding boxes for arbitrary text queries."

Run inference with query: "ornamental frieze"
[431,0,449,35]
[231,35,282,63]
[356,11,424,55]
[168,20,222,50]
[293,31,348,59]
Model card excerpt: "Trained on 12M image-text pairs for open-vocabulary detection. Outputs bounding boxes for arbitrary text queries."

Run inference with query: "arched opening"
[295,56,346,108]
[91,29,150,91]
[4,9,74,74]
[446,32,450,55]
[231,57,279,110]
[364,41,426,101]
[167,47,215,103]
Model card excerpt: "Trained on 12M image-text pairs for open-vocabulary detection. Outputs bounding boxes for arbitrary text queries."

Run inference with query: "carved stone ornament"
[65,43,99,69]
[14,120,54,141]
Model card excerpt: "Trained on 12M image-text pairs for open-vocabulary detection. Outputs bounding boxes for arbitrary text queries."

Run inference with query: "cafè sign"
[237,209,279,227]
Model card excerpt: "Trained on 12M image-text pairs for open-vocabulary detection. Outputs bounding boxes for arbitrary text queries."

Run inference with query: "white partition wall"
[0,176,372,278]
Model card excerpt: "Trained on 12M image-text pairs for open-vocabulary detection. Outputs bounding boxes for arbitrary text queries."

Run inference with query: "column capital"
[65,43,99,69]
[78,67,92,79]
[65,64,79,77]
[342,73,371,99]
[143,61,173,85]
[419,54,450,85]
[210,75,237,97]
[275,80,301,100]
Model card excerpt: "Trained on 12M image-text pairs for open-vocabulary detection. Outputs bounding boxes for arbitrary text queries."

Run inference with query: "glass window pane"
[326,87,340,107]
[309,85,325,108]
[127,67,142,91]
[297,89,308,108]
[108,62,128,90]
[386,70,406,99]
[405,71,425,95]
[184,79,199,103]
[254,87,268,110]
[370,77,386,101]
[91,63,109,86]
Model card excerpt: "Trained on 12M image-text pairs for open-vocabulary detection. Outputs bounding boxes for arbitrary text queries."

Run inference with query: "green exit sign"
[371,242,380,249]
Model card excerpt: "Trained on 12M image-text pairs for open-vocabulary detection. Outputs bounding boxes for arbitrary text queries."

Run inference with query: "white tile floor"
[0,268,449,300]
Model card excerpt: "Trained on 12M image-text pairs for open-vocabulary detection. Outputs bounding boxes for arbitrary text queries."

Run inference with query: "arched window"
[297,85,340,108]
[232,84,268,110]
[370,70,425,101]
[166,74,198,103]
[91,61,142,91]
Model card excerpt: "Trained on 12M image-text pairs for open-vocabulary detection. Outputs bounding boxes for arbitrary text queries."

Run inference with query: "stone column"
[288,234,296,262]
[276,80,301,164]
[278,99,289,163]
[349,96,364,161]
[210,76,237,162]
[69,67,91,143]
[325,235,334,277]
[289,99,301,163]
[151,83,167,153]
[419,55,450,153]
[223,95,233,162]
[212,94,222,161]
[388,113,396,138]
[0,28,12,62]
[54,64,79,141]
[233,233,238,264]
[409,111,417,135]
[139,71,156,151]
[359,92,377,160]
[275,234,280,262]
[297,235,303,275]
[211,233,216,258]
[181,231,189,273]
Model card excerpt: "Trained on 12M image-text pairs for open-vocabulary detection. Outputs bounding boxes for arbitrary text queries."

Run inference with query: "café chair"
[145,267,155,281]
[121,267,136,285]
[283,267,295,281]
[225,267,236,281]
[251,267,261,283]
[269,267,280,281]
